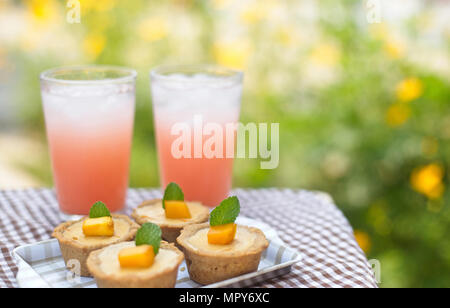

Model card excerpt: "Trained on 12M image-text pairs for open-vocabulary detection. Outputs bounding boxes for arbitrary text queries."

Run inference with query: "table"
[0,188,378,288]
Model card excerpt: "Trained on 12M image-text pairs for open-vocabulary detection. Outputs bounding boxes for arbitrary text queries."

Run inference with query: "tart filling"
[97,241,181,277]
[133,200,209,226]
[61,216,132,246]
[184,225,257,254]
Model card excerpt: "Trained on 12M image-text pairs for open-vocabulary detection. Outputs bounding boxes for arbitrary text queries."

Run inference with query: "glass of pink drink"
[150,65,243,207]
[40,66,136,215]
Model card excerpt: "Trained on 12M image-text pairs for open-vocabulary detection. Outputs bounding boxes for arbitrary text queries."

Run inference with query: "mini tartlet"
[52,203,139,277]
[131,183,209,243]
[177,223,268,285]
[132,199,209,242]
[177,196,269,285]
[87,224,184,288]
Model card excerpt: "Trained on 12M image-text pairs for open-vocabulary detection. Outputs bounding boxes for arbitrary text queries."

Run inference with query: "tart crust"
[177,223,269,285]
[131,199,209,243]
[52,214,139,277]
[86,241,184,288]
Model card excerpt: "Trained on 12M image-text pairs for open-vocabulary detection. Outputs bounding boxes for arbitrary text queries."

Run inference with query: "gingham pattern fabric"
[0,188,378,288]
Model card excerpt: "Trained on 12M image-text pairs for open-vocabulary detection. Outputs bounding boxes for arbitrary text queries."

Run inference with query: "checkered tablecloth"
[0,188,378,288]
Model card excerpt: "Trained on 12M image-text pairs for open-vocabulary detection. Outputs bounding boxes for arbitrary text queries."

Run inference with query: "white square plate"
[12,217,302,288]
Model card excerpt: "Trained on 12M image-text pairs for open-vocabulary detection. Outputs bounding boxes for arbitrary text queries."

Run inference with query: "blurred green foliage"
[0,0,449,287]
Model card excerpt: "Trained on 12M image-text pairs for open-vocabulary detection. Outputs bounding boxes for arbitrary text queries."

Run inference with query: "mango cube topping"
[82,216,114,237]
[207,223,237,245]
[164,200,191,219]
[118,245,155,268]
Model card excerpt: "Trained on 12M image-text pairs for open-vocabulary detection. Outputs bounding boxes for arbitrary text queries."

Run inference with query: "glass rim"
[150,64,243,86]
[40,65,137,85]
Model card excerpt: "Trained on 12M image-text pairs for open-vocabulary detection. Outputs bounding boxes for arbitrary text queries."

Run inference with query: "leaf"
[135,223,162,254]
[88,201,111,218]
[162,182,184,209]
[210,196,240,226]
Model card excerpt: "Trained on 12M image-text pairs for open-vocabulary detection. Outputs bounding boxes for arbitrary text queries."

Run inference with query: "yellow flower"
[213,40,251,70]
[28,0,58,24]
[354,230,371,253]
[395,78,423,103]
[137,17,168,42]
[369,23,406,59]
[386,103,411,127]
[411,164,445,200]
[384,39,405,59]
[83,33,106,59]
[310,43,341,67]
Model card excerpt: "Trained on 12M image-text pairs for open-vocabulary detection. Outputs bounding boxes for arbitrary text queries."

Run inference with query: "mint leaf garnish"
[89,201,111,218]
[162,182,184,209]
[210,196,240,226]
[135,223,162,255]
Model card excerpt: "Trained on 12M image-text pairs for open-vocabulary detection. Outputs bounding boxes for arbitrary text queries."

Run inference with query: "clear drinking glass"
[40,65,136,215]
[150,65,243,207]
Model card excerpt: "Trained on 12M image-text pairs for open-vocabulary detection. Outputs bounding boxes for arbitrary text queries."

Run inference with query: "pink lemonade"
[155,121,236,206]
[151,66,243,207]
[41,66,136,214]
[45,123,133,214]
